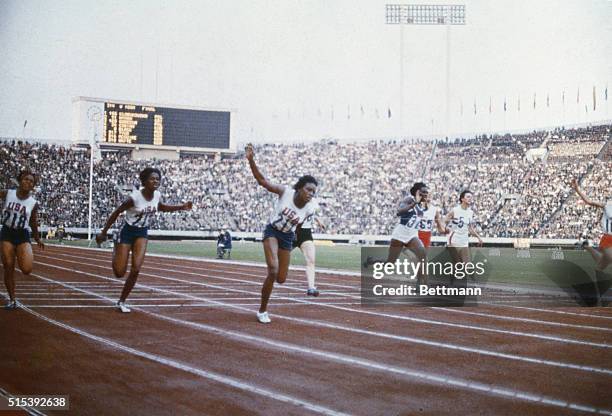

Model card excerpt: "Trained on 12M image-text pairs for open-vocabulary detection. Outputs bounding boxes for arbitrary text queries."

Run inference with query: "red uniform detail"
[600,233,612,250]
[418,230,432,248]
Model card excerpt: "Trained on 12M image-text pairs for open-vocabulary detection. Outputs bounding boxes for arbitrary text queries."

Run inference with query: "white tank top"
[448,205,474,237]
[603,200,612,234]
[268,186,318,233]
[124,189,161,228]
[418,204,439,232]
[2,189,37,231]
[300,199,320,229]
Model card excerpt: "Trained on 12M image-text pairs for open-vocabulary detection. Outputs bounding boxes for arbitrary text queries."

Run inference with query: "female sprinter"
[245,144,318,323]
[444,190,483,268]
[96,168,192,313]
[571,178,612,271]
[1,170,45,309]
[365,182,428,285]
[415,186,446,248]
[294,208,326,296]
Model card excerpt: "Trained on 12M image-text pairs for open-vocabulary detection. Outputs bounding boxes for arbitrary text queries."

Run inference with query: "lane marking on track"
[15,271,612,415]
[38,252,612,348]
[24,263,612,377]
[0,387,48,416]
[10,302,363,309]
[485,303,612,320]
[58,249,612,327]
[45,244,359,277]
[433,307,612,332]
[0,295,351,416]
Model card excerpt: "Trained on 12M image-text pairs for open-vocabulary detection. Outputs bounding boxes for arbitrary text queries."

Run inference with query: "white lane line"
[55,250,612,328]
[140,253,612,320]
[0,387,48,416]
[38,253,612,349]
[433,307,612,332]
[18,273,612,415]
[485,303,612,321]
[49,244,360,277]
[5,302,350,416]
[26,264,612,376]
[17,303,364,309]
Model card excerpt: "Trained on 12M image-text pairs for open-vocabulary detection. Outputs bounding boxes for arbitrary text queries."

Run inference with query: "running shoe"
[117,301,131,313]
[256,311,271,324]
[307,288,320,297]
[4,300,17,310]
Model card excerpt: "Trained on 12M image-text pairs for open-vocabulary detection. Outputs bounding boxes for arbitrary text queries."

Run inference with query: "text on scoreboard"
[103,102,230,149]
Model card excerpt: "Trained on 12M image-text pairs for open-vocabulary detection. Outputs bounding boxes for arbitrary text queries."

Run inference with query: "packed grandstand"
[0,123,610,240]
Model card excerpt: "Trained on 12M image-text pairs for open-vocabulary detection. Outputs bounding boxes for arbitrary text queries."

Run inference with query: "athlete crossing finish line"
[245,144,319,324]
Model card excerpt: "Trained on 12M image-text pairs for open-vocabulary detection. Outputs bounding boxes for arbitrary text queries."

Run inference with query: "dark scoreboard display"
[103,102,230,149]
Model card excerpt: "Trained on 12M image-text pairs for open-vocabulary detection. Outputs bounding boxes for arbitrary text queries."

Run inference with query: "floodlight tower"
[385,4,466,138]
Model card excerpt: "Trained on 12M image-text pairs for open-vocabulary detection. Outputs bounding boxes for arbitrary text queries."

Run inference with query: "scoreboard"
[103,102,231,149]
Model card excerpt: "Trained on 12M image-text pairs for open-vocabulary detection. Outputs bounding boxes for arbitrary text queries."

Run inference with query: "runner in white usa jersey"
[246,144,318,324]
[1,170,45,310]
[96,167,193,313]
[571,178,611,271]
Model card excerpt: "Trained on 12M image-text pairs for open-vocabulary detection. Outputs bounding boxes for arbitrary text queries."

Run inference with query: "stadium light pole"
[385,4,466,139]
[87,106,102,241]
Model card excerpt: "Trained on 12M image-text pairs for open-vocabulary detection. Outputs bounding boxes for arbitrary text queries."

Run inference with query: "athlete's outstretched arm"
[245,144,284,195]
[29,203,45,250]
[158,201,193,212]
[0,190,6,200]
[571,178,604,208]
[96,198,134,244]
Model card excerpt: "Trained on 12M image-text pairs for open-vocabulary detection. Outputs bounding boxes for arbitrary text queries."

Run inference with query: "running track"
[1,245,611,415]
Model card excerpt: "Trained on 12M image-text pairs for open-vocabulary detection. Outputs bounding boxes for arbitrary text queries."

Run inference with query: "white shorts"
[391,224,419,244]
[447,232,469,248]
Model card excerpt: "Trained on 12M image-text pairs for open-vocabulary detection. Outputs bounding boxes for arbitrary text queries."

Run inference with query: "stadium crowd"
[0,123,610,240]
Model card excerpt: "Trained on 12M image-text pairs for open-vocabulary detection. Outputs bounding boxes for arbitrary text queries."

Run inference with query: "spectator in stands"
[0,123,609,240]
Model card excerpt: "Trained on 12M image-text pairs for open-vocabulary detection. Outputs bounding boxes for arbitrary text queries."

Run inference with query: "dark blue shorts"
[0,226,31,246]
[293,228,313,249]
[118,223,148,245]
[263,224,294,251]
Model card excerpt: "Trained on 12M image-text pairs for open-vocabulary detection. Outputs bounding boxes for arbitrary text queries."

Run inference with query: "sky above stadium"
[1,0,611,145]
